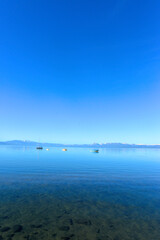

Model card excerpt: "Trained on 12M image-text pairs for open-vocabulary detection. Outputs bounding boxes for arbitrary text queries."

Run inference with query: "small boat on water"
[62,148,67,151]
[36,147,43,150]
[46,148,49,151]
[90,149,99,153]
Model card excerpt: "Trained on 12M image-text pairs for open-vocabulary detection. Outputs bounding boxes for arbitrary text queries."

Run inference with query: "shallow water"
[0,146,160,240]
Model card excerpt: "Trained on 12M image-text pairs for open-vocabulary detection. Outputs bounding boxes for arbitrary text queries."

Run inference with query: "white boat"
[62,148,67,151]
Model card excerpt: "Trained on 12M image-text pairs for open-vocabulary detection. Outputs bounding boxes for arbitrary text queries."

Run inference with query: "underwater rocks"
[12,224,23,233]
[61,234,75,240]
[30,224,42,228]
[69,219,73,225]
[0,227,10,232]
[0,225,23,233]
[1,216,9,220]
[24,235,38,240]
[108,224,114,229]
[59,226,70,231]
[6,233,14,238]
[75,219,91,225]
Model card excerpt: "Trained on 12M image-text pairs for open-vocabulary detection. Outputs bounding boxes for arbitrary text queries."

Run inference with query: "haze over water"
[0,145,160,240]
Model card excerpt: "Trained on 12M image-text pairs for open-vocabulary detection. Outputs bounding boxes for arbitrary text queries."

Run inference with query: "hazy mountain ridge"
[0,140,160,148]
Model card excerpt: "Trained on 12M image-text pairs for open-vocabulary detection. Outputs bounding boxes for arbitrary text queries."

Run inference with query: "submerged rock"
[59,226,70,231]
[24,235,38,240]
[6,233,14,238]
[113,237,121,240]
[0,235,3,240]
[1,216,9,220]
[1,227,10,232]
[24,234,29,239]
[75,219,91,225]
[12,225,23,233]
[30,224,42,228]
[61,233,74,239]
[69,219,73,225]
[26,235,37,240]
[109,224,114,229]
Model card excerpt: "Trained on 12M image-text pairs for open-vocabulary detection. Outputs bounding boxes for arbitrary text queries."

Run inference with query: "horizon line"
[1,140,160,146]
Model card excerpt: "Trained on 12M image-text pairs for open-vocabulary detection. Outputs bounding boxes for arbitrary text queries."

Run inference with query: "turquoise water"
[0,146,160,240]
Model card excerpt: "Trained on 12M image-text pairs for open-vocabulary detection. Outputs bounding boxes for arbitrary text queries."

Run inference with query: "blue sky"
[0,0,160,144]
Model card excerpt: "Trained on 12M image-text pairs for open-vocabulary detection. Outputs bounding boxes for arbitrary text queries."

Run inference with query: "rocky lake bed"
[0,147,160,240]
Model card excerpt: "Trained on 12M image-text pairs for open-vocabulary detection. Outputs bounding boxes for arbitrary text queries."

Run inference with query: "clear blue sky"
[0,0,160,144]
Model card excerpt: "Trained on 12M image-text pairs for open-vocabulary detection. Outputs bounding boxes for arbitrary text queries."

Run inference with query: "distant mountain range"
[0,140,160,148]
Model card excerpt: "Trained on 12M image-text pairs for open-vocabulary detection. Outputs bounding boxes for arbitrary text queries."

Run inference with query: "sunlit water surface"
[0,145,160,240]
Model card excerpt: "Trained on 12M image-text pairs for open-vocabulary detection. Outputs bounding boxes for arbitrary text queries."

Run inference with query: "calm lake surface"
[0,146,160,240]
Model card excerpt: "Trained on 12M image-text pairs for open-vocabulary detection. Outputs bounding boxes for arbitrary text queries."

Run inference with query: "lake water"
[0,145,160,240]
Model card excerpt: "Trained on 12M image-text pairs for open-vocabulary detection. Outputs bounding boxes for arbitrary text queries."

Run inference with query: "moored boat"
[36,146,43,150]
[90,149,99,153]
[62,148,67,151]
